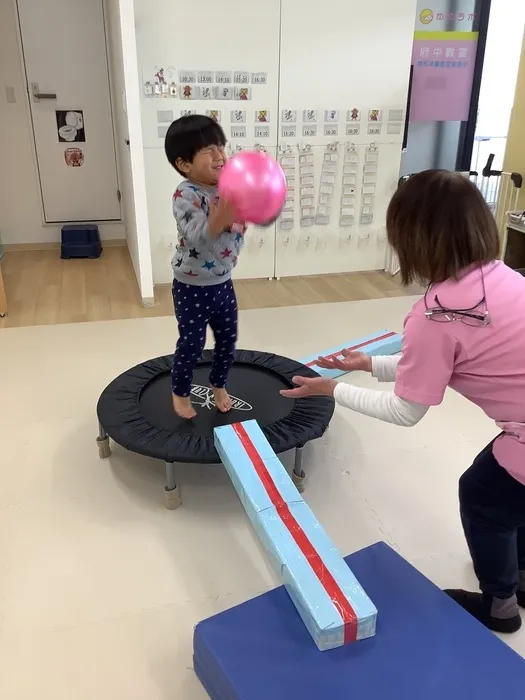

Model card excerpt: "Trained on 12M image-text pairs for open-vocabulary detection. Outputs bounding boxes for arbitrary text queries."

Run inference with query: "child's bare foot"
[172,393,197,419]
[212,386,232,413]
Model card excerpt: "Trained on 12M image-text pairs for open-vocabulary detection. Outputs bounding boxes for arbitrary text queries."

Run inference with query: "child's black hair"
[164,114,226,176]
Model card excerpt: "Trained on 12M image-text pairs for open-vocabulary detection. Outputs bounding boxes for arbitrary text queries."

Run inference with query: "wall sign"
[234,87,251,100]
[410,31,479,121]
[215,71,233,84]
[206,109,221,122]
[64,147,84,167]
[251,72,268,84]
[410,0,478,121]
[231,110,246,123]
[181,84,199,99]
[255,125,270,138]
[217,86,233,100]
[231,126,246,138]
[281,124,297,138]
[56,110,85,142]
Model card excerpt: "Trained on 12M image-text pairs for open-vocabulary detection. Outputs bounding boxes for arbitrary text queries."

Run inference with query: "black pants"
[459,440,525,599]
[171,280,238,397]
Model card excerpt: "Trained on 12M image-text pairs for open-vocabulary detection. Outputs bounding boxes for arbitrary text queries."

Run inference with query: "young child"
[165,114,245,419]
[282,170,525,634]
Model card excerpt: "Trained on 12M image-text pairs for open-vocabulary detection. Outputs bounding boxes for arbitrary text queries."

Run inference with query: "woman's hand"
[280,376,337,399]
[314,350,372,373]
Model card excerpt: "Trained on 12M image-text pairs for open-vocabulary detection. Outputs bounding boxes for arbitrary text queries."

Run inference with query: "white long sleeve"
[371,355,401,382]
[333,383,429,427]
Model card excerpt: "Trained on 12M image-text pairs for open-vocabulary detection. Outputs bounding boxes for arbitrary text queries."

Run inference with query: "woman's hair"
[165,114,226,176]
[386,169,500,285]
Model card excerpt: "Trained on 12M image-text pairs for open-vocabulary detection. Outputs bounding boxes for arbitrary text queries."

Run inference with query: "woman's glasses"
[424,269,491,327]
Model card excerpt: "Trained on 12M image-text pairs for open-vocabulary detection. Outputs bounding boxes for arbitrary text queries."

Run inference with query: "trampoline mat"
[97,349,335,464]
[139,362,292,436]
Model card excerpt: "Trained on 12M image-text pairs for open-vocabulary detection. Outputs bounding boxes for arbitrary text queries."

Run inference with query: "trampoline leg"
[164,462,182,510]
[96,422,111,459]
[292,447,306,493]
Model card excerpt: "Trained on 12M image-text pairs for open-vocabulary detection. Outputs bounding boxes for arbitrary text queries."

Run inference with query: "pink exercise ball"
[219,150,287,225]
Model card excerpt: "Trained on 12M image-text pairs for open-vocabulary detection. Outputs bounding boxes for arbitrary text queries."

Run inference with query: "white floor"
[0,296,524,698]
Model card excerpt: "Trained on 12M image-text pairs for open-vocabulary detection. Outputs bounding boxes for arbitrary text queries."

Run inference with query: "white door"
[17,0,121,223]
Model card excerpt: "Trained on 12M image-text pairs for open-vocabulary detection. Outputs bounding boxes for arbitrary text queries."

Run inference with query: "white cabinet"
[135,0,417,283]
[274,0,417,277]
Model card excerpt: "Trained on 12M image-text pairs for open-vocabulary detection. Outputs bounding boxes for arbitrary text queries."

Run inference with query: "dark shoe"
[445,589,522,634]
[517,590,525,609]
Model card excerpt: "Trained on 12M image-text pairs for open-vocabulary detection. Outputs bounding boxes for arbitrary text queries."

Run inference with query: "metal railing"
[469,154,523,241]
[386,157,523,276]
[471,135,507,176]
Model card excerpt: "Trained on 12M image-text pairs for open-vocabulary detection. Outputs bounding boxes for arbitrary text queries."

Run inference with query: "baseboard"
[154,276,267,289]
[4,239,127,252]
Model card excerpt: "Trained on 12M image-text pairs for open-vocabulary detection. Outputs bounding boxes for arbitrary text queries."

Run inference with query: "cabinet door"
[135,0,281,283]
[275,0,417,278]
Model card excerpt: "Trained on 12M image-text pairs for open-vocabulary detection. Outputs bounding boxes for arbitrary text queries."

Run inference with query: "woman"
[282,170,525,634]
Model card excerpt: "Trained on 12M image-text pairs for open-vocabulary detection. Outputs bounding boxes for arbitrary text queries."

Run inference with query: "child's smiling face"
[177,144,227,187]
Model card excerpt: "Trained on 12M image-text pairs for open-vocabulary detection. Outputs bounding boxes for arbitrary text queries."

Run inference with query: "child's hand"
[231,222,247,235]
[209,198,237,237]
[314,350,372,373]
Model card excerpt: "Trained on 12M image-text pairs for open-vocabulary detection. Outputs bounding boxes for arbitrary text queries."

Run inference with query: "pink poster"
[410,33,478,122]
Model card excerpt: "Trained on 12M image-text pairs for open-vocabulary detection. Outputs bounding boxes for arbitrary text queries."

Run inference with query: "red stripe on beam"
[305,331,397,368]
[232,422,357,644]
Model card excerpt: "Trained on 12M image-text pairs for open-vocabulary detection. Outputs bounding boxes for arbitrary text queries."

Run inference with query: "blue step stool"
[61,224,102,259]
[194,541,525,699]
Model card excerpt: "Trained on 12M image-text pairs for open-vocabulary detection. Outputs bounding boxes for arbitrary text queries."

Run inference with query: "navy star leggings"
[171,280,238,397]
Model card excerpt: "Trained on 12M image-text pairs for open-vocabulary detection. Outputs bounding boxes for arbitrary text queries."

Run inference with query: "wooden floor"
[0,247,421,328]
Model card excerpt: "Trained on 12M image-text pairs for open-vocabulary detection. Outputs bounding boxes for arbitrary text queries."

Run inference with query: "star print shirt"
[171,180,245,286]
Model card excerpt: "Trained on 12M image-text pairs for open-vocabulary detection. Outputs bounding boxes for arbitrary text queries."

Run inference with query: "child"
[165,114,245,419]
[282,170,525,634]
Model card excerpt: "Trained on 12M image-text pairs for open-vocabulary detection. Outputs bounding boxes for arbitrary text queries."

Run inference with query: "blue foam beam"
[300,329,402,379]
[214,419,377,651]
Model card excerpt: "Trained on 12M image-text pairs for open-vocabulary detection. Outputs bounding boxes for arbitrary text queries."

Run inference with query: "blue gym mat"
[193,541,525,699]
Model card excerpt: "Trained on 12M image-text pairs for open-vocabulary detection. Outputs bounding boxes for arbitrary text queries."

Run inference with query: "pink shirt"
[395,261,525,484]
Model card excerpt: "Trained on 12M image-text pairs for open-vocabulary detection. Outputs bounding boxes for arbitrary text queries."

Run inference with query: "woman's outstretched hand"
[280,376,337,399]
[314,349,372,373]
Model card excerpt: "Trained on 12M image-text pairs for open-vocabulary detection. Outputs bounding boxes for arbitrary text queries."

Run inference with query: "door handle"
[31,82,57,102]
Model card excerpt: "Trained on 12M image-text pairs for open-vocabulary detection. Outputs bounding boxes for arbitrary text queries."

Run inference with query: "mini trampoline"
[96,349,334,509]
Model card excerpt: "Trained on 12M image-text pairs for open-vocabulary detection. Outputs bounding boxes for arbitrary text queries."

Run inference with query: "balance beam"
[214,419,377,651]
[300,330,402,379]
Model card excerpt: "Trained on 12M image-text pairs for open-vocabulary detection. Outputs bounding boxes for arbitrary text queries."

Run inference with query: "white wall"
[105,0,154,300]
[0,0,124,245]
[135,0,416,283]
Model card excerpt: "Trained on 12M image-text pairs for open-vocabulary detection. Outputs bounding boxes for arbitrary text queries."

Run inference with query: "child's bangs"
[196,121,226,149]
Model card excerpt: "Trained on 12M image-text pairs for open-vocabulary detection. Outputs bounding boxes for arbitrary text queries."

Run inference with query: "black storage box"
[61,224,102,259]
